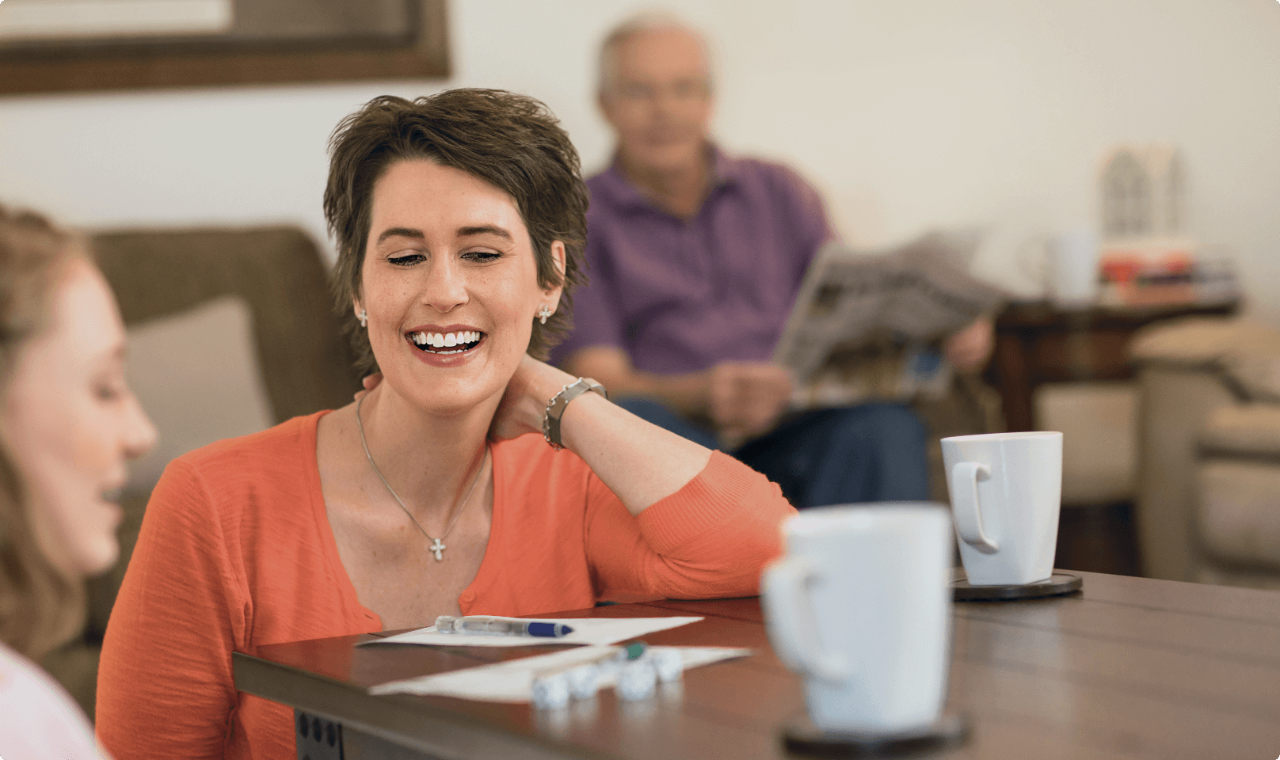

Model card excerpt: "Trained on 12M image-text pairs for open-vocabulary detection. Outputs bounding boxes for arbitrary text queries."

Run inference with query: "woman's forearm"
[499,356,713,515]
[558,390,712,515]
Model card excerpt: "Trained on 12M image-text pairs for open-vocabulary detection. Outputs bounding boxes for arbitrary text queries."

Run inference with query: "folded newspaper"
[774,230,1008,408]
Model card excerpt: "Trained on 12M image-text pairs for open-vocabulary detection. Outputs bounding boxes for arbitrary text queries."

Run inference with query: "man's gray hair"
[596,10,713,98]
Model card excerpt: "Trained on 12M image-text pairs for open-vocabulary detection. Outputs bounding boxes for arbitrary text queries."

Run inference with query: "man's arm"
[562,346,793,441]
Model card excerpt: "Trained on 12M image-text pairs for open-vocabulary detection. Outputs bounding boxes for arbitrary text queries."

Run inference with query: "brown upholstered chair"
[41,226,361,720]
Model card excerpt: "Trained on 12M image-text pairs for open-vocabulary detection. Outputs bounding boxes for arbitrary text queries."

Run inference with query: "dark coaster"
[782,712,970,757]
[951,570,1083,602]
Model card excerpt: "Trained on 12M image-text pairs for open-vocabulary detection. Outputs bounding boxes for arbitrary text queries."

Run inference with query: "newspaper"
[773,231,1008,408]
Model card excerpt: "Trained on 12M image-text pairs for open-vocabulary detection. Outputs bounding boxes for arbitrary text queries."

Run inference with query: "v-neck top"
[96,411,795,760]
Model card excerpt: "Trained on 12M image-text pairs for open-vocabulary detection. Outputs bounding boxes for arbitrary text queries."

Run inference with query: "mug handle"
[951,461,1000,554]
[760,558,848,682]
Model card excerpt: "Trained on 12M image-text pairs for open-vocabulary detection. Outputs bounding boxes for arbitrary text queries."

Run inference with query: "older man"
[555,14,992,508]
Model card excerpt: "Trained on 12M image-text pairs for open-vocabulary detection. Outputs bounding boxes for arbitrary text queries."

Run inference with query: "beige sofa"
[41,226,361,720]
[1130,316,1280,587]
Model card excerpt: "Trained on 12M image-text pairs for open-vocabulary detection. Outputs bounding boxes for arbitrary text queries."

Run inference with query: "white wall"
[2,0,1279,319]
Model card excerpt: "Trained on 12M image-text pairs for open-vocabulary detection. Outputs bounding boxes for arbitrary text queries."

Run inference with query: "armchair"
[1130,316,1280,587]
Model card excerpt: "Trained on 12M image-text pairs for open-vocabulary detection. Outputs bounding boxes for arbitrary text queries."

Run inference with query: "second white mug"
[941,431,1063,586]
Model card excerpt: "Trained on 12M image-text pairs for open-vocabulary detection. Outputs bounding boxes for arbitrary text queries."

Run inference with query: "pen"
[434,615,575,638]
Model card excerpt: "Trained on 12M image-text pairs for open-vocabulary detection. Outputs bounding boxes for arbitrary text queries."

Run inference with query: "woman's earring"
[358,309,368,328]
[537,305,552,325]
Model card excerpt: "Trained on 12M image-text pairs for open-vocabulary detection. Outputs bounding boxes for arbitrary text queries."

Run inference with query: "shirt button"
[462,591,475,602]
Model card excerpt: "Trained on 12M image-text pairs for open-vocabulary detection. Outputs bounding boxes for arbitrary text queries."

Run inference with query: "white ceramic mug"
[761,504,953,734]
[941,431,1063,586]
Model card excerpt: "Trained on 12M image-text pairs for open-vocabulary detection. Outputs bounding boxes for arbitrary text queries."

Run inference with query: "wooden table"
[234,571,1280,759]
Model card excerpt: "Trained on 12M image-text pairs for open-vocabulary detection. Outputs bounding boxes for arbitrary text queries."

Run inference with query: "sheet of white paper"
[368,645,753,701]
[362,616,703,648]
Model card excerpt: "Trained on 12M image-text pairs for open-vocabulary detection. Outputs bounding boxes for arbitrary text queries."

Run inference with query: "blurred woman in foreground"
[0,206,156,758]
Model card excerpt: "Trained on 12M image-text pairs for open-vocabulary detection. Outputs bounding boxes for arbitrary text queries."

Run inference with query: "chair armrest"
[1130,316,1280,369]
[1199,404,1280,459]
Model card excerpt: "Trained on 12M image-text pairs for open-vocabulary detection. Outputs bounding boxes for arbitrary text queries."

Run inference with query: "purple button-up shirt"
[554,148,833,375]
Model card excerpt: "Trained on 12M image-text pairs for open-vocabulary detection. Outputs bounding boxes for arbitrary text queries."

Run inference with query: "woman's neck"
[354,384,493,523]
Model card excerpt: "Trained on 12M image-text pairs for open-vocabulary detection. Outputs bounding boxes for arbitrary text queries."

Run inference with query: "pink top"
[0,641,110,759]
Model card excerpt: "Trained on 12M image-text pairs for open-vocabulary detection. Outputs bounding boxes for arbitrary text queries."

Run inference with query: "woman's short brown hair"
[0,205,86,659]
[324,88,589,372]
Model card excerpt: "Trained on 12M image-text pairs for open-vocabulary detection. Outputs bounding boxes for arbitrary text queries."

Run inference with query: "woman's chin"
[385,367,508,418]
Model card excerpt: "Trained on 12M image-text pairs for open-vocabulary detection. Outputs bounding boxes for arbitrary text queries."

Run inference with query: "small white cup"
[941,431,1063,586]
[761,504,952,734]
[1047,228,1100,305]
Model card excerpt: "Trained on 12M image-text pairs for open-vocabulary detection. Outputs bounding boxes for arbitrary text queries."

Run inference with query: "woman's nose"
[421,258,469,312]
[123,392,158,461]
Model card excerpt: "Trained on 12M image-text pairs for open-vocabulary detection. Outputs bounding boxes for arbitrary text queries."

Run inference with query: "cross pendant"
[429,538,446,561]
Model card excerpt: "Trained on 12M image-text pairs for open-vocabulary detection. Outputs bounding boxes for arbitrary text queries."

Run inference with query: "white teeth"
[412,330,482,350]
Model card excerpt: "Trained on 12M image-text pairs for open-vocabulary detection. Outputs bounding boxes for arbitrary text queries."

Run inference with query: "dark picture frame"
[0,0,449,95]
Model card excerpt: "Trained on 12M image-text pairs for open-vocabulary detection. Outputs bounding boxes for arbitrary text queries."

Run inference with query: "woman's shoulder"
[169,410,328,478]
[0,643,105,759]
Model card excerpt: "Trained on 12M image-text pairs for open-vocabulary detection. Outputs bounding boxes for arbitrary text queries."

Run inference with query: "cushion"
[1197,460,1280,572]
[1199,404,1280,458]
[1034,381,1137,505]
[124,295,274,493]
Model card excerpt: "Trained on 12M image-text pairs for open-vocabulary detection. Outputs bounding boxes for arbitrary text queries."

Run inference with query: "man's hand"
[943,316,995,373]
[708,362,793,442]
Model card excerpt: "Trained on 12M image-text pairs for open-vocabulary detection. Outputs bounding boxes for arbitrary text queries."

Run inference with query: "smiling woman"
[96,89,799,760]
[0,206,156,759]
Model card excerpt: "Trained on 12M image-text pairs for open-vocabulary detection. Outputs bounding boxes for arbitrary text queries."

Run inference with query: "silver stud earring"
[358,309,368,328]
[537,305,552,325]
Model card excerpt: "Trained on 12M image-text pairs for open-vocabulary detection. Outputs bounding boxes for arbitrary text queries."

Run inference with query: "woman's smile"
[404,323,488,366]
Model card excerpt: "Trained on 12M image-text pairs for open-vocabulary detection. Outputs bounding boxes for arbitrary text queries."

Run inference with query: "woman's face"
[4,256,156,577]
[357,159,563,414]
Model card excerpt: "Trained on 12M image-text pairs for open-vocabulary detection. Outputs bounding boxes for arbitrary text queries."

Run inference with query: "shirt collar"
[595,142,742,214]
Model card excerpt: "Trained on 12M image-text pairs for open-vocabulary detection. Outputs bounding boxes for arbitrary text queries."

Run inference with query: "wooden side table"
[987,299,1240,432]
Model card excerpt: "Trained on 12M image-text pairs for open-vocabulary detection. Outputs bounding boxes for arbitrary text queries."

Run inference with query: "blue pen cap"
[527,622,573,637]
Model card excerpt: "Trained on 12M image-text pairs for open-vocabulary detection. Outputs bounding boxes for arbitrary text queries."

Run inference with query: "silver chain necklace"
[355,394,489,561]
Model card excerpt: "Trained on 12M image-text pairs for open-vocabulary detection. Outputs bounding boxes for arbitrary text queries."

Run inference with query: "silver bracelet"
[543,377,608,450]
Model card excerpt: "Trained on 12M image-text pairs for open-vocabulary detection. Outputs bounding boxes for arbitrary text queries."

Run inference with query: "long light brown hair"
[0,205,86,659]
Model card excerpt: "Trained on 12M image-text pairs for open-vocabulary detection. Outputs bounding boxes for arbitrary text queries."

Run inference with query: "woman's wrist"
[517,362,576,435]
[543,377,607,449]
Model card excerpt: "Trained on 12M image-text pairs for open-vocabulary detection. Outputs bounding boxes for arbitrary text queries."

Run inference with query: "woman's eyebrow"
[457,225,512,241]
[376,227,425,244]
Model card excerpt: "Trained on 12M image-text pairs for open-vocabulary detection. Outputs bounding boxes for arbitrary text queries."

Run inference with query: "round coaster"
[782,713,970,757]
[951,571,1083,602]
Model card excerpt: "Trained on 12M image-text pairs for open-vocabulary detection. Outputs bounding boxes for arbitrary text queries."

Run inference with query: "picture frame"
[0,0,449,95]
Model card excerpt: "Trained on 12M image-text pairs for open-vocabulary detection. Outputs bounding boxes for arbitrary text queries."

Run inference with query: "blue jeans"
[615,397,930,509]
